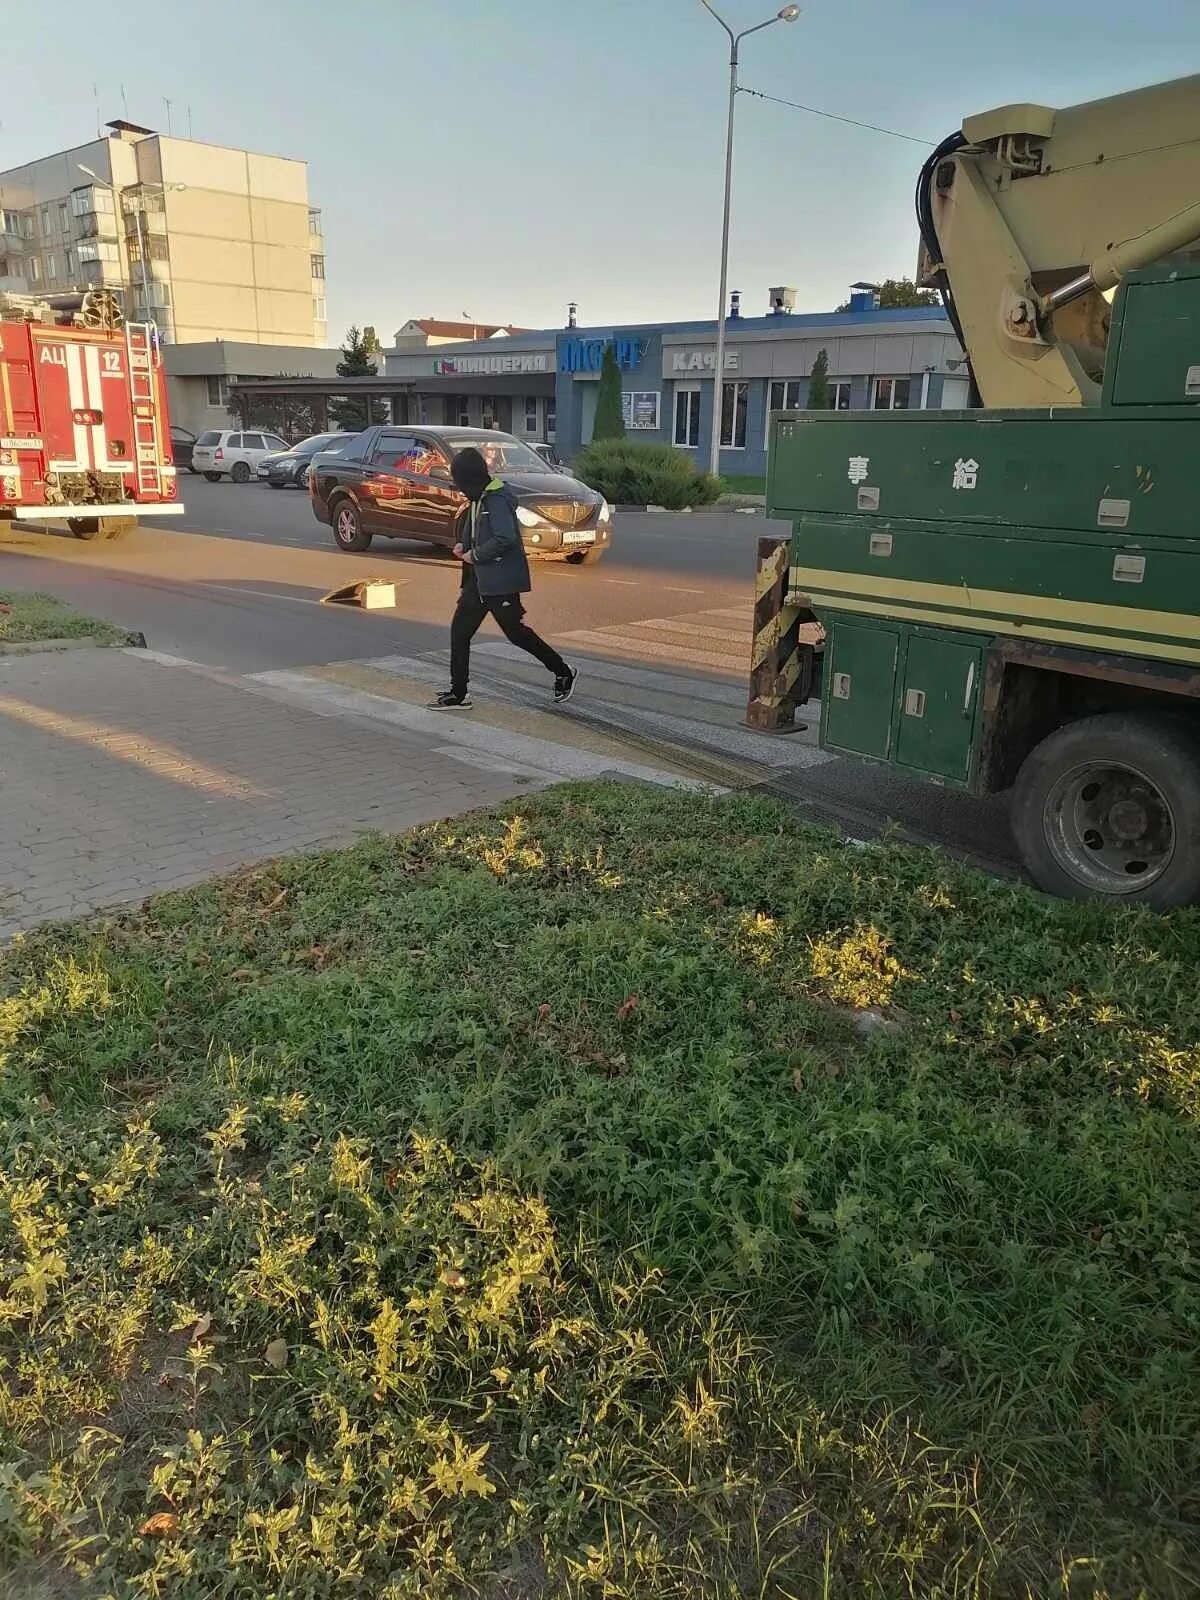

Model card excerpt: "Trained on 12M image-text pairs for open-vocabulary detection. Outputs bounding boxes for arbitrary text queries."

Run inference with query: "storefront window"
[720,381,748,449]
[674,387,700,448]
[524,397,538,433]
[872,377,911,410]
[831,379,853,410]
[769,379,804,412]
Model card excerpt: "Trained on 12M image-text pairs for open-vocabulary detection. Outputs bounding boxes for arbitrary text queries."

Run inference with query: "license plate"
[563,530,594,545]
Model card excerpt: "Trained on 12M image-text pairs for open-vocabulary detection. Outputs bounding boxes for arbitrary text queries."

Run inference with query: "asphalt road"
[0,477,767,674]
[0,477,1018,878]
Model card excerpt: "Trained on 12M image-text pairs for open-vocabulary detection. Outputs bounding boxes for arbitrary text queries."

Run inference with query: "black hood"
[450,447,491,501]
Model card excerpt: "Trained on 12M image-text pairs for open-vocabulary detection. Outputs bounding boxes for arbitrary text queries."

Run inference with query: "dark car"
[169,425,197,473]
[258,431,359,489]
[309,425,612,563]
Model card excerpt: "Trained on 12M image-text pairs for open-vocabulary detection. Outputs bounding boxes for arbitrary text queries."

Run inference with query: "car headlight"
[516,505,541,528]
[598,500,611,523]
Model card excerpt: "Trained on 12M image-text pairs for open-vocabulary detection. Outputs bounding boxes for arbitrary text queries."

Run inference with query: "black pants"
[450,569,567,697]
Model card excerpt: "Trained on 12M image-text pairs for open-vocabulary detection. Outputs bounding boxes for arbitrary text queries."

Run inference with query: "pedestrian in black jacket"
[431,447,577,710]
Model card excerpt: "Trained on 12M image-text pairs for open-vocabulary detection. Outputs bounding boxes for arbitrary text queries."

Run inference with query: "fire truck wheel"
[68,518,101,539]
[1012,711,1200,908]
[100,517,137,540]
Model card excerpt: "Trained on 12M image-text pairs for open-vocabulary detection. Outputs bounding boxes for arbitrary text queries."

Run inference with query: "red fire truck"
[0,296,182,540]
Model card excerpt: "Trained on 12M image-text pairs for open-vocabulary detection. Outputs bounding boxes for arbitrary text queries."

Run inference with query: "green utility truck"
[768,74,1200,907]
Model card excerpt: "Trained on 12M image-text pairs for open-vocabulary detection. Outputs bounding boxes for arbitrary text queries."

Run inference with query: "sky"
[7,0,1200,343]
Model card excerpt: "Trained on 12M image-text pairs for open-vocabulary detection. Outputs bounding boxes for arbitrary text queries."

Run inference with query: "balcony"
[76,212,119,241]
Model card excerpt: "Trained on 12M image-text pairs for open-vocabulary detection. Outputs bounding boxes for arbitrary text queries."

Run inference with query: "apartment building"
[0,120,326,346]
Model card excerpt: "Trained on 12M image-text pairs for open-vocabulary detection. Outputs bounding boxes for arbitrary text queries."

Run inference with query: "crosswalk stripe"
[471,641,747,705]
[618,617,749,646]
[555,631,748,673]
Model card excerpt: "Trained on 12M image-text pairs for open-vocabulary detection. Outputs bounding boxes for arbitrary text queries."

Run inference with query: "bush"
[573,439,721,509]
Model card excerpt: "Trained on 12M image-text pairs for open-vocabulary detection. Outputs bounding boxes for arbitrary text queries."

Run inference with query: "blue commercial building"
[381,289,968,477]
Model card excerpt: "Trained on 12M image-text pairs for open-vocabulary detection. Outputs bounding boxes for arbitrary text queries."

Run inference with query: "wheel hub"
[1045,761,1175,892]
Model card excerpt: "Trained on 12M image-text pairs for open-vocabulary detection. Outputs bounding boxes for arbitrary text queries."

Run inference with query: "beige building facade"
[0,120,326,347]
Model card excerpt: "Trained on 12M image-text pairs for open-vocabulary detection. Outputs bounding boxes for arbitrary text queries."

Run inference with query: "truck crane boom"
[917,73,1200,408]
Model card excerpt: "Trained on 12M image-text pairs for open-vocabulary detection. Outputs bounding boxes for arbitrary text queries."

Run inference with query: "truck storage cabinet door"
[894,633,982,785]
[823,618,900,760]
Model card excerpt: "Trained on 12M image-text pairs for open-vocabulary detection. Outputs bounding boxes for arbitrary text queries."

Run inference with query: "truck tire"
[1011,711,1200,907]
[331,498,371,552]
[68,517,101,539]
[100,516,137,540]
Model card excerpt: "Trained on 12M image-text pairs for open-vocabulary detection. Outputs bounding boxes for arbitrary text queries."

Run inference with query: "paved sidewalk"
[0,648,531,934]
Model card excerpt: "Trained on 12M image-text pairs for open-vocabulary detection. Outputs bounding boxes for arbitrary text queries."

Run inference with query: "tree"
[592,343,626,441]
[836,277,938,312]
[807,347,831,410]
[332,324,385,430]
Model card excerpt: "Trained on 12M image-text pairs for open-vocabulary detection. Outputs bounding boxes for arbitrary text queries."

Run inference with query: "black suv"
[309,425,611,564]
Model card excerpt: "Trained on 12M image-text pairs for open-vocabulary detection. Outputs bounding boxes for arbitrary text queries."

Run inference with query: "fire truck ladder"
[125,323,162,495]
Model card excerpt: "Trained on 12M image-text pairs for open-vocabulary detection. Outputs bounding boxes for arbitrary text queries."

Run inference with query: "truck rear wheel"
[1011,712,1200,907]
[68,517,101,539]
[101,516,136,540]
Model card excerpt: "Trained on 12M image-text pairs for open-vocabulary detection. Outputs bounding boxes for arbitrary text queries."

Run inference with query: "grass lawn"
[0,783,1196,1598]
[720,473,766,496]
[0,589,134,647]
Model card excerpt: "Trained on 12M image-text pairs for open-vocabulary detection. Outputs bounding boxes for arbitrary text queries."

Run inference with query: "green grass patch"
[720,473,766,495]
[0,589,134,647]
[0,783,1196,1597]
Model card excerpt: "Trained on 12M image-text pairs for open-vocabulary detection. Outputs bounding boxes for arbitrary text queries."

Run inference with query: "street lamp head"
[77,164,100,183]
[778,5,800,19]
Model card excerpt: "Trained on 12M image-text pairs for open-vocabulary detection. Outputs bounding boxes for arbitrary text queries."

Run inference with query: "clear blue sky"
[8,0,1200,342]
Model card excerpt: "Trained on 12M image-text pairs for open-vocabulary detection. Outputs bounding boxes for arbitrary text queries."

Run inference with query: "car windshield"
[294,433,355,456]
[446,437,550,473]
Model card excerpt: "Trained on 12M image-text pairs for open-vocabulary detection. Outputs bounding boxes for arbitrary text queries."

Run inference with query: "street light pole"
[698,3,800,478]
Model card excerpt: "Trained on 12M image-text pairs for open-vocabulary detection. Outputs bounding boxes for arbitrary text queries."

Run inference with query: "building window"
[769,379,804,412]
[77,241,119,264]
[831,379,853,410]
[40,207,50,237]
[872,376,911,411]
[545,395,556,439]
[312,294,326,324]
[29,256,41,283]
[72,186,113,218]
[457,398,471,425]
[63,248,73,278]
[524,396,538,434]
[720,381,748,449]
[59,202,70,235]
[46,254,56,281]
[310,253,325,280]
[205,375,231,408]
[308,208,322,236]
[674,385,701,448]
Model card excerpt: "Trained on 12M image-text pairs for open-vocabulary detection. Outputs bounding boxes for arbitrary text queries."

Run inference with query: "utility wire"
[739,86,935,146]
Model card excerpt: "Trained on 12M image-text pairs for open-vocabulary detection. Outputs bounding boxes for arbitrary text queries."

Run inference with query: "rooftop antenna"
[120,83,129,117]
[187,105,194,140]
[93,83,102,139]
[163,98,173,135]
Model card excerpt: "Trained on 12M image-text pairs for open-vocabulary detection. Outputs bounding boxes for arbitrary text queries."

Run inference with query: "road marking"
[663,586,705,595]
[599,578,639,586]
